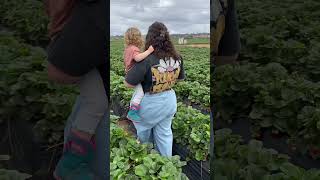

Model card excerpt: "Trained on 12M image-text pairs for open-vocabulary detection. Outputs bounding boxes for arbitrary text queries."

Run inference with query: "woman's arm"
[47,62,81,84]
[124,80,135,88]
[124,60,147,88]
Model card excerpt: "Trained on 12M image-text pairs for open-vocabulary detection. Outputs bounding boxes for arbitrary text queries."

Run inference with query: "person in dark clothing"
[45,0,109,179]
[125,22,185,157]
[211,0,240,65]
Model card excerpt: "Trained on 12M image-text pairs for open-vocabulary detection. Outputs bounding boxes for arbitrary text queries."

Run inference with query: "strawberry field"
[213,0,320,179]
[0,0,80,179]
[110,38,211,179]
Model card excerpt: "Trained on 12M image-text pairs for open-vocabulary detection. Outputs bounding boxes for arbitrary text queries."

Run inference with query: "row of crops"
[109,38,211,179]
[110,114,189,179]
[0,31,76,144]
[212,0,320,179]
[0,0,77,178]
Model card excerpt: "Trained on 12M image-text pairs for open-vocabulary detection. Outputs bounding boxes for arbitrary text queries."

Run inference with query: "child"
[124,27,154,122]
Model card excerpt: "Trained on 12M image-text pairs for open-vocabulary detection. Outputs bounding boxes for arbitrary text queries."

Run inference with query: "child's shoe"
[64,163,95,180]
[127,104,141,122]
[53,131,96,179]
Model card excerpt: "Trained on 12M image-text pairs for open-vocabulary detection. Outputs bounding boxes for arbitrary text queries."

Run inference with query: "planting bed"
[0,1,79,179]
[212,0,320,179]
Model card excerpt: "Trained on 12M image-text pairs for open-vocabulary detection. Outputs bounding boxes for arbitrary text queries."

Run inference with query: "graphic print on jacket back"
[124,54,185,93]
[150,57,181,93]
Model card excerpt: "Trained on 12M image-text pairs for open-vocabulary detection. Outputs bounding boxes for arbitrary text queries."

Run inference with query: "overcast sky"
[110,0,210,36]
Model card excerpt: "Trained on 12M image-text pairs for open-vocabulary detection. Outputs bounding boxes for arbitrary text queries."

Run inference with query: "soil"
[181,97,210,114]
[0,120,60,180]
[117,119,137,137]
[173,143,210,180]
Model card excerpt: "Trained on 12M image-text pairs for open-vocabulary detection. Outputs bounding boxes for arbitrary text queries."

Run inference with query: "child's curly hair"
[124,27,144,49]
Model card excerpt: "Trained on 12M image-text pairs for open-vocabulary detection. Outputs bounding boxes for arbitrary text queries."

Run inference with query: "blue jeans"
[133,89,177,156]
[64,96,109,179]
[210,111,213,155]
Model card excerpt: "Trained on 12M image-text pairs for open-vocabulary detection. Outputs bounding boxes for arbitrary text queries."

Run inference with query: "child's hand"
[148,45,154,52]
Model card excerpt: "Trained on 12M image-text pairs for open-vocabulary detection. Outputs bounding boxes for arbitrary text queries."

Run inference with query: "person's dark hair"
[145,22,180,60]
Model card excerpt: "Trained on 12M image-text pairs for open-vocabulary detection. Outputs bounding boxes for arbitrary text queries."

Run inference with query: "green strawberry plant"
[174,81,210,108]
[213,128,320,180]
[0,32,77,144]
[110,71,134,105]
[0,0,49,45]
[213,63,259,122]
[213,62,320,157]
[0,155,32,180]
[237,0,320,82]
[172,103,210,161]
[110,115,188,179]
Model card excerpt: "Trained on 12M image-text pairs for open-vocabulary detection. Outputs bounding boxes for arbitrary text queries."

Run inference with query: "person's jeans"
[133,89,177,156]
[64,96,109,179]
[210,111,214,156]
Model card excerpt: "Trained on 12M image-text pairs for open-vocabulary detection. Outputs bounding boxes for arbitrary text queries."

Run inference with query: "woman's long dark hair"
[145,22,180,60]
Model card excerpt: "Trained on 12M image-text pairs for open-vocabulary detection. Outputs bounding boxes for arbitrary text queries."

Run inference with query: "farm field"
[110,38,211,179]
[112,36,210,46]
[0,0,75,179]
[171,37,210,45]
[213,0,320,179]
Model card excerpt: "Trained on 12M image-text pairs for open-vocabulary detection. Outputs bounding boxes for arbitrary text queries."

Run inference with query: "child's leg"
[72,68,107,135]
[127,84,144,122]
[131,83,144,106]
[54,68,107,179]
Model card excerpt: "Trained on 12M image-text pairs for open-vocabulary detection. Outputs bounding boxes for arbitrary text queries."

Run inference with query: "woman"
[124,22,185,156]
[45,0,109,179]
